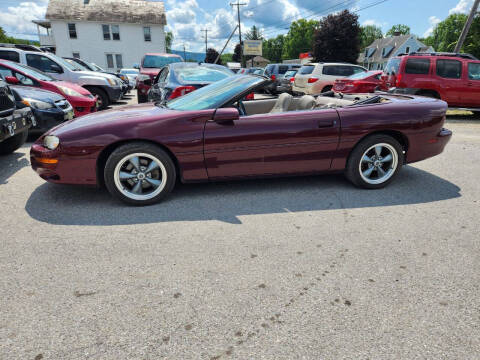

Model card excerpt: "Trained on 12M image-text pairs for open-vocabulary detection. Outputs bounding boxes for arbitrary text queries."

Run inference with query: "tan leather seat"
[270,93,293,113]
[296,95,316,111]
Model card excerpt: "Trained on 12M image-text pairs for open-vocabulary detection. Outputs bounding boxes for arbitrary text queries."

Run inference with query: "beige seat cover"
[296,95,316,111]
[270,93,293,113]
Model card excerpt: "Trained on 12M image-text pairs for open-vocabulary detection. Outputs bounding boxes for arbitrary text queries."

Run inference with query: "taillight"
[245,92,254,100]
[396,74,402,87]
[168,86,196,99]
[308,77,319,83]
[270,74,276,81]
[290,77,295,83]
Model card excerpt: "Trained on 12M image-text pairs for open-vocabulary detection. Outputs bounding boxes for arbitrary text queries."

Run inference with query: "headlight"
[107,78,116,86]
[43,135,60,150]
[22,98,55,110]
[57,85,82,97]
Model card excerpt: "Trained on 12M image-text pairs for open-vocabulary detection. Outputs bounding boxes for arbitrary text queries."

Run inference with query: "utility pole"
[454,0,480,53]
[230,2,247,67]
[201,28,209,55]
[215,25,239,64]
[183,44,187,61]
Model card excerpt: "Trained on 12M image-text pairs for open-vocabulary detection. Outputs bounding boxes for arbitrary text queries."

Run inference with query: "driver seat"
[270,93,293,113]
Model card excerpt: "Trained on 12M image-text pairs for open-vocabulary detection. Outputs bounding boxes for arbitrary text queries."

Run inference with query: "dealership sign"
[243,40,262,56]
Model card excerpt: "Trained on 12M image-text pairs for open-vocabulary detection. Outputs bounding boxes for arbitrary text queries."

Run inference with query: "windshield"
[284,70,297,78]
[167,75,264,111]
[175,65,233,83]
[298,65,315,75]
[348,71,378,80]
[120,69,139,74]
[64,58,89,71]
[142,55,183,68]
[47,54,80,71]
[3,62,54,81]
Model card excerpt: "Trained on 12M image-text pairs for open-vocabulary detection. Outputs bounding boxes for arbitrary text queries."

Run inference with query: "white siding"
[50,21,165,69]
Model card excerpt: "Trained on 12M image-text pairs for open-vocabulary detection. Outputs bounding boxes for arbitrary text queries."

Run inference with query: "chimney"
[393,31,401,36]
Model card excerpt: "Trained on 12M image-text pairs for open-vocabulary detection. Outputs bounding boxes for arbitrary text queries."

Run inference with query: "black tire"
[104,142,176,205]
[322,85,333,93]
[345,134,404,189]
[137,92,148,103]
[86,87,110,110]
[0,130,28,155]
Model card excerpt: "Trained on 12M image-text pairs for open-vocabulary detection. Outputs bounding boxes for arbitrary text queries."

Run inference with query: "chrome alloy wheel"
[359,143,398,185]
[113,153,167,201]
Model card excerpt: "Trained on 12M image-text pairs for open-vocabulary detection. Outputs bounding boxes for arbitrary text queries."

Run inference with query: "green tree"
[386,24,411,36]
[262,34,285,62]
[313,10,361,63]
[220,53,233,63]
[232,43,242,62]
[204,48,222,64]
[0,26,40,45]
[245,25,263,40]
[165,31,173,52]
[360,25,383,49]
[282,19,319,59]
[424,14,480,58]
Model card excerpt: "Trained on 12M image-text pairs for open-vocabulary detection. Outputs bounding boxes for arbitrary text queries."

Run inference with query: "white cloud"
[1,1,48,38]
[449,0,474,14]
[166,0,198,24]
[423,15,441,37]
[243,0,300,29]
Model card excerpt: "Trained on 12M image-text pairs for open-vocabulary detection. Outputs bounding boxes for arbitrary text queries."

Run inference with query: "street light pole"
[454,0,480,53]
[230,2,246,67]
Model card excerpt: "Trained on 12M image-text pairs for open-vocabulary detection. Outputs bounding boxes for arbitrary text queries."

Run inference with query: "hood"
[77,70,118,81]
[140,68,161,78]
[51,103,177,137]
[10,85,64,103]
[54,81,93,97]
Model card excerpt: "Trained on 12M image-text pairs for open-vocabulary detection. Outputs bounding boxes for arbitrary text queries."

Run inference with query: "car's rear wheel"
[345,134,403,189]
[0,130,28,155]
[322,85,333,93]
[104,142,176,205]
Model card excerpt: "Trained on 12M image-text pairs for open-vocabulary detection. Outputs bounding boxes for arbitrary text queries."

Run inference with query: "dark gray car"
[263,63,301,94]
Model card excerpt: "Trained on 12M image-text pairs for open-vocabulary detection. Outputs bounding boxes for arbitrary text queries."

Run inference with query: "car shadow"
[0,147,30,185]
[25,166,461,226]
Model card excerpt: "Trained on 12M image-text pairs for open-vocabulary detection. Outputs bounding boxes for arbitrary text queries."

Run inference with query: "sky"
[0,0,476,53]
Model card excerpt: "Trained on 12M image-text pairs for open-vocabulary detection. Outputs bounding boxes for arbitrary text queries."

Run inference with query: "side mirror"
[213,108,239,124]
[5,76,20,85]
[143,78,152,86]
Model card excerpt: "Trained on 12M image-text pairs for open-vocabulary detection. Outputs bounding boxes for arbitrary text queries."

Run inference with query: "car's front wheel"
[345,135,404,189]
[104,142,176,205]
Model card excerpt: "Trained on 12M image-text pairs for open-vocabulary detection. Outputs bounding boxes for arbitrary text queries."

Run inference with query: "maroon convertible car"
[31,75,452,205]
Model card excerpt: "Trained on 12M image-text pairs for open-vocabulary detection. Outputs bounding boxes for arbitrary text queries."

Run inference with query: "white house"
[358,34,435,70]
[33,0,167,70]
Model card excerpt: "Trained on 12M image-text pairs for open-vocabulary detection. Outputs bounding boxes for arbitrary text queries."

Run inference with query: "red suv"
[381,52,480,110]
[136,53,183,103]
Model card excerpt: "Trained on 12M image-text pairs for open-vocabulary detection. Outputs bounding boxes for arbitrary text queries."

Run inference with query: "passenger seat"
[270,93,293,113]
[296,95,316,111]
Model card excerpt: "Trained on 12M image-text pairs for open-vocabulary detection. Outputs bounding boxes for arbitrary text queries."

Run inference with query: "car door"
[464,61,480,107]
[434,59,463,105]
[203,108,340,178]
[25,53,66,81]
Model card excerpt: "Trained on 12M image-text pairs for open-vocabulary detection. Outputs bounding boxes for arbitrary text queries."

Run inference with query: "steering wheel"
[238,99,247,116]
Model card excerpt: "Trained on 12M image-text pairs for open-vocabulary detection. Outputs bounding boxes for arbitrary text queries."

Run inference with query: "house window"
[103,25,120,40]
[102,25,110,40]
[144,27,151,42]
[111,25,120,40]
[405,46,410,54]
[115,54,123,68]
[68,23,77,39]
[106,53,123,69]
[72,52,80,59]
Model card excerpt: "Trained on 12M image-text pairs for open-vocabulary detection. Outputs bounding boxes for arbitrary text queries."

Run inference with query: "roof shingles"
[46,0,166,25]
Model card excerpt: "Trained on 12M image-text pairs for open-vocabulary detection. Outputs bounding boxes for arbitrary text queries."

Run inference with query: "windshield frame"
[165,74,268,111]
[2,61,55,81]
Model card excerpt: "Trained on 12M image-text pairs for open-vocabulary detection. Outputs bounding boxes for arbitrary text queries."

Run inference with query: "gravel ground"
[0,96,479,359]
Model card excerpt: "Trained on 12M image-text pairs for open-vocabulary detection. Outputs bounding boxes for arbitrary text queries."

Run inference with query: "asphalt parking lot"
[1,94,479,359]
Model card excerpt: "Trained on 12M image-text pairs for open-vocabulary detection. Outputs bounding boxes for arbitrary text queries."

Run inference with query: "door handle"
[318,120,334,128]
